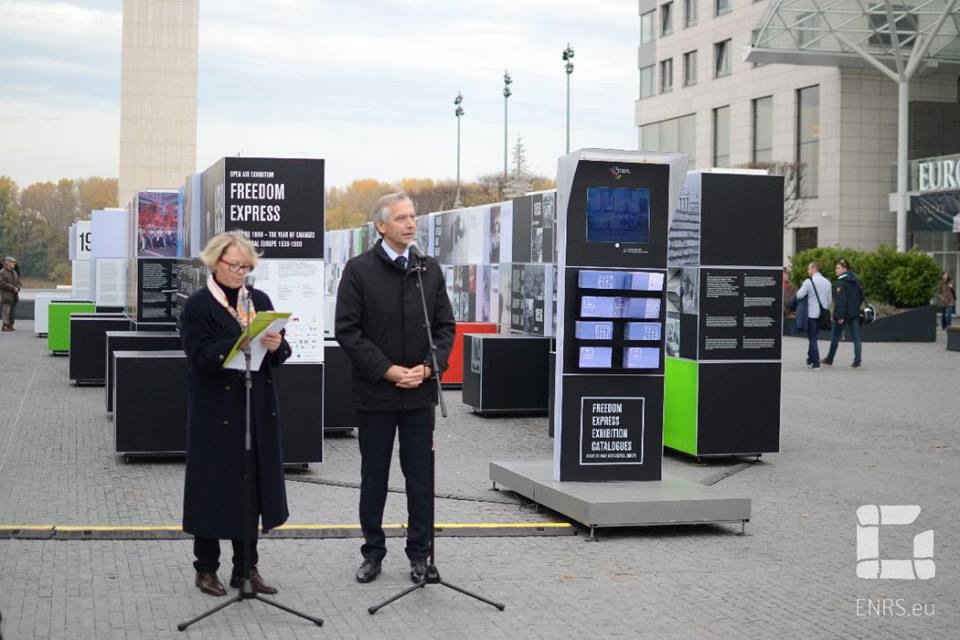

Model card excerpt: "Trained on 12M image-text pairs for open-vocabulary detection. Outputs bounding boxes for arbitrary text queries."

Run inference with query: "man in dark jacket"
[1,256,21,331]
[823,258,863,368]
[335,193,455,585]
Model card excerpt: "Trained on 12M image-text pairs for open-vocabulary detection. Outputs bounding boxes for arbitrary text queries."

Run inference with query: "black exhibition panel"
[697,362,782,456]
[114,351,189,456]
[547,350,556,437]
[95,306,126,314]
[322,340,358,430]
[462,334,551,415]
[273,363,324,464]
[105,331,182,412]
[68,316,134,385]
[129,320,177,332]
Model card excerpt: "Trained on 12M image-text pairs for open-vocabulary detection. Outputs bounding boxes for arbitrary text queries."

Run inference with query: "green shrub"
[859,244,898,304]
[788,247,864,289]
[886,250,941,307]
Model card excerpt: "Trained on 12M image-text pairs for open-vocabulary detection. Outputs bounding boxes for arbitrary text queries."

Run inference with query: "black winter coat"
[833,271,864,321]
[335,240,455,411]
[179,287,292,539]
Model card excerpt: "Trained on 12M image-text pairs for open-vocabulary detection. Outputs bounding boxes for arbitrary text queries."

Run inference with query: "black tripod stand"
[178,281,323,631]
[368,251,505,615]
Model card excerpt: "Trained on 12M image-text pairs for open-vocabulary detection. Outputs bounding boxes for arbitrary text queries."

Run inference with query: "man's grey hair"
[3,256,15,263]
[371,192,413,226]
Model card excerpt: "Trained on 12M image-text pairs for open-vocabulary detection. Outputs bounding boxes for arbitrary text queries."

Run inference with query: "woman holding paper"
[179,231,292,597]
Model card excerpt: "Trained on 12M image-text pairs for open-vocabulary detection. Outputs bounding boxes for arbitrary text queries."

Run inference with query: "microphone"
[408,242,425,261]
[244,273,256,289]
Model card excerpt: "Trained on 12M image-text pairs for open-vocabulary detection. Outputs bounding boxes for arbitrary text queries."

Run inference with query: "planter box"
[947,327,960,352]
[846,305,936,343]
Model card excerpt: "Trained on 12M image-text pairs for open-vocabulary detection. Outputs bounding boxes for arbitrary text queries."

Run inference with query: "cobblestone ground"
[1,320,958,639]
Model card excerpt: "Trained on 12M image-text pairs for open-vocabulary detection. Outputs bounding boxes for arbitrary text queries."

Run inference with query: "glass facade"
[640,65,655,98]
[660,58,673,93]
[796,85,820,197]
[683,50,697,86]
[714,39,731,77]
[712,106,730,167]
[639,114,697,166]
[752,96,773,163]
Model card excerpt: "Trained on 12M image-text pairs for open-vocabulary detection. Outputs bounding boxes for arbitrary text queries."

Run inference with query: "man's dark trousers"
[805,318,821,366]
[357,407,434,562]
[825,317,862,364]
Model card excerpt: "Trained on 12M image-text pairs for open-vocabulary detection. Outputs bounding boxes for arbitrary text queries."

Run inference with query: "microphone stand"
[368,252,505,615]
[179,279,323,631]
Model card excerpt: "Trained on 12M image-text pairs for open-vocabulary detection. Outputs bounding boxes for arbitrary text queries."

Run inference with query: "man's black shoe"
[410,558,429,584]
[356,559,382,584]
[851,362,862,368]
[821,358,833,366]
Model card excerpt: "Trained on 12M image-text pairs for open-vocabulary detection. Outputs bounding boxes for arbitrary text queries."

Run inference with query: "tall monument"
[118,0,199,207]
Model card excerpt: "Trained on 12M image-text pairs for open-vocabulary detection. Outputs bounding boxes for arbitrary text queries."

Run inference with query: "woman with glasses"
[179,231,292,597]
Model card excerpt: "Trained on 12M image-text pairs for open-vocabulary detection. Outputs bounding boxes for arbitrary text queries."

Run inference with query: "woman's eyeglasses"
[219,259,254,274]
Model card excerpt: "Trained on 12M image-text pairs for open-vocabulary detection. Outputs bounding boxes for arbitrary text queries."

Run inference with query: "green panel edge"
[47,302,95,353]
[664,356,698,456]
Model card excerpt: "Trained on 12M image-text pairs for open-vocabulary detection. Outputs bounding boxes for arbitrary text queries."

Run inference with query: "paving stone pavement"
[0,320,958,639]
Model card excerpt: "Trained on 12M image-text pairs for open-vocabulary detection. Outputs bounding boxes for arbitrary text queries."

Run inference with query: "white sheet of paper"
[224,317,289,371]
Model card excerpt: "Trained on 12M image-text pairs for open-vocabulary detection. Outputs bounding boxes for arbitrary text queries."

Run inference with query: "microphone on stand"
[408,242,426,269]
[244,273,256,289]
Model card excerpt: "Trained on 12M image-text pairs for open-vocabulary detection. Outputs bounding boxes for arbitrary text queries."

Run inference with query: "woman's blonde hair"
[200,231,260,270]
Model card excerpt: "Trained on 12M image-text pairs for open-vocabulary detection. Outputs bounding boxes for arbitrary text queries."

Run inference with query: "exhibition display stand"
[663,171,784,458]
[461,334,551,415]
[47,301,96,354]
[440,322,498,386]
[113,350,189,456]
[490,150,751,535]
[68,316,133,385]
[273,363,325,464]
[322,340,358,431]
[33,293,72,336]
[104,331,182,413]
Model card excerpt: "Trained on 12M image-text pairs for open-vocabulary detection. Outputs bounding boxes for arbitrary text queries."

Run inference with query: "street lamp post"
[454,92,464,207]
[503,71,512,184]
[562,43,574,154]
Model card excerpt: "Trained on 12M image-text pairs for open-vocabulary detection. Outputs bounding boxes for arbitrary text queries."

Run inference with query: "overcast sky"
[0,0,641,189]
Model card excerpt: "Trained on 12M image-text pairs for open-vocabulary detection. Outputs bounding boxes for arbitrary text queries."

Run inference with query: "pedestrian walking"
[795,261,832,369]
[937,271,956,330]
[823,258,864,368]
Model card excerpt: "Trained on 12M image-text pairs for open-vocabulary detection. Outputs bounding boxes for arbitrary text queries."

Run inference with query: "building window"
[639,65,655,98]
[641,10,656,45]
[714,39,731,77]
[640,114,697,165]
[661,2,674,36]
[752,96,773,163]
[712,106,730,167]
[684,0,698,27]
[660,58,674,93]
[715,0,731,16]
[796,12,822,47]
[796,85,820,197]
[794,227,818,252]
[683,50,697,86]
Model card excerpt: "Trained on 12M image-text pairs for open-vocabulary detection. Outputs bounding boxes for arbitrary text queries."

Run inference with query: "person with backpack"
[795,261,832,369]
[937,271,956,330]
[823,258,863,368]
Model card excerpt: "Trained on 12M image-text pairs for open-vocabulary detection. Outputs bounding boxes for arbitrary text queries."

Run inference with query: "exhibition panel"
[441,322,498,386]
[113,351,189,456]
[273,363,324,463]
[663,171,785,458]
[33,293,72,336]
[47,301,96,354]
[322,340,358,430]
[104,331,183,412]
[462,334,551,414]
[68,316,134,385]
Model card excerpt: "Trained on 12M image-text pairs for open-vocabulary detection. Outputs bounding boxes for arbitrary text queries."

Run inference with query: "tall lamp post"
[503,71,512,184]
[454,92,464,207]
[562,43,574,154]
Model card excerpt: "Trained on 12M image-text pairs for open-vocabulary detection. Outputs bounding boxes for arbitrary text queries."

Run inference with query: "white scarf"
[206,275,255,328]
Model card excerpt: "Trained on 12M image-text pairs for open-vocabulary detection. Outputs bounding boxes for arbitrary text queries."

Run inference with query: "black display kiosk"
[68,315,134,385]
[491,150,751,537]
[105,331,183,413]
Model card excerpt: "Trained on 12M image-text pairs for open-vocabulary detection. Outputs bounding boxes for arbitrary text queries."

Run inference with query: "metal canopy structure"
[745,0,960,251]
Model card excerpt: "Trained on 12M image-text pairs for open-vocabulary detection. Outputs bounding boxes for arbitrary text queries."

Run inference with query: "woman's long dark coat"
[179,287,292,539]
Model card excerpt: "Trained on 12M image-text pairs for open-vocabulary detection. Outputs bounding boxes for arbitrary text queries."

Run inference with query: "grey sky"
[0,0,641,189]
